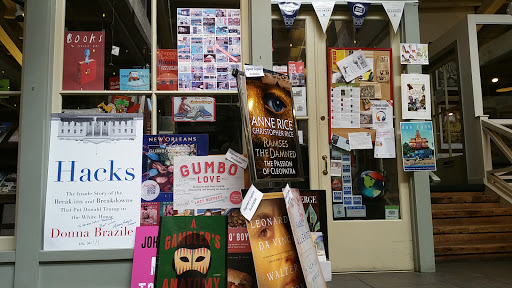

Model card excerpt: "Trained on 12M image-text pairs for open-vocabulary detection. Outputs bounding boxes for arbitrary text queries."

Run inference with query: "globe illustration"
[357,171,385,199]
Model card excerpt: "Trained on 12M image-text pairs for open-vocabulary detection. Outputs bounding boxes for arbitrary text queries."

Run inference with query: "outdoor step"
[434,232,512,244]
[435,252,512,263]
[431,202,501,210]
[430,195,501,204]
[435,240,512,256]
[434,223,512,234]
[431,192,485,197]
[432,208,512,218]
[433,215,512,226]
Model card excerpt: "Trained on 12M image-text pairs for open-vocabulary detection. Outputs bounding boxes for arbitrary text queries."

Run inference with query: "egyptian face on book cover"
[246,195,306,288]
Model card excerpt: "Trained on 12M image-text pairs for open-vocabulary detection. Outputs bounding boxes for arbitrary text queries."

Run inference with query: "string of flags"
[278,1,407,34]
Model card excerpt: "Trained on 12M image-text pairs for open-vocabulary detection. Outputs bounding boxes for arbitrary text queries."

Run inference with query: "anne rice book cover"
[154,216,227,288]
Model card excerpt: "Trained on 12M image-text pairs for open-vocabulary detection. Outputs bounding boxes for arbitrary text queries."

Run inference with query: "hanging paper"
[278,1,301,31]
[382,1,405,33]
[348,2,371,32]
[312,2,335,33]
[400,121,436,171]
[401,74,432,120]
[374,128,396,159]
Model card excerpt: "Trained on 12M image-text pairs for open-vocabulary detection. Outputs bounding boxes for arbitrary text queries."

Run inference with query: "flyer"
[400,43,429,65]
[157,49,178,90]
[371,100,393,129]
[400,121,436,171]
[246,192,307,288]
[173,155,245,210]
[63,31,105,90]
[141,134,208,226]
[131,226,159,288]
[177,8,241,91]
[401,74,431,120]
[172,96,216,122]
[283,186,327,287]
[374,128,396,159]
[154,216,227,288]
[43,114,143,250]
[331,84,360,128]
[237,69,303,181]
[336,50,371,82]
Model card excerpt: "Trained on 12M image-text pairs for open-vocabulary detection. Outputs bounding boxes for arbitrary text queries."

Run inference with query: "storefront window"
[0,0,23,236]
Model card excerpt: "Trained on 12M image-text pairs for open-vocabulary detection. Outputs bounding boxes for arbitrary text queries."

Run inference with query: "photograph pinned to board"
[401,74,431,120]
[400,121,436,171]
[400,43,429,65]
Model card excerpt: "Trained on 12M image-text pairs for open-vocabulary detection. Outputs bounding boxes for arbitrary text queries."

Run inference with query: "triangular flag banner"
[382,1,405,33]
[348,2,371,33]
[312,2,336,33]
[278,1,302,31]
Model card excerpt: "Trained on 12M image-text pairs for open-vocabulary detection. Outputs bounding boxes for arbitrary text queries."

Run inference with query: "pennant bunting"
[312,2,336,33]
[348,2,371,33]
[278,1,302,31]
[382,1,405,33]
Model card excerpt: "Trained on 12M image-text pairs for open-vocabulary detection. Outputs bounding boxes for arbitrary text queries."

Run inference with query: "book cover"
[157,49,178,91]
[141,134,208,226]
[0,122,12,143]
[131,226,159,288]
[120,69,150,90]
[154,216,227,288]
[172,96,216,122]
[246,192,306,288]
[63,31,105,90]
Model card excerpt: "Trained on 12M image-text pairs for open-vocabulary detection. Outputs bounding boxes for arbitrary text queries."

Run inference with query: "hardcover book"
[157,49,178,91]
[131,226,159,288]
[155,216,227,288]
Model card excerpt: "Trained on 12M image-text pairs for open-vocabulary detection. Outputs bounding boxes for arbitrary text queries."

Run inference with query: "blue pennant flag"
[278,1,301,31]
[348,2,371,33]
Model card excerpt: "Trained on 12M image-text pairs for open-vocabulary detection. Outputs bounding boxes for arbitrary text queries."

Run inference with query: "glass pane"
[327,18,399,220]
[158,1,241,91]
[65,0,152,90]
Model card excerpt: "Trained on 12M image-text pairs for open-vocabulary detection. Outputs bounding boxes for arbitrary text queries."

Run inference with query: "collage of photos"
[177,8,242,91]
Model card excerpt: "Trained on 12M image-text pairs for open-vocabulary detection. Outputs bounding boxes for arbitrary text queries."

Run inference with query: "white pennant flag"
[382,1,405,33]
[312,2,335,33]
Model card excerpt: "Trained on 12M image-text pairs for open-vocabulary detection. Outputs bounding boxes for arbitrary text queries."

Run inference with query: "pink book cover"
[131,226,159,288]
[63,31,105,90]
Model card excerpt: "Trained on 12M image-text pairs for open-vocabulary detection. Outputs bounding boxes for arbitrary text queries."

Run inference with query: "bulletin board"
[328,48,393,141]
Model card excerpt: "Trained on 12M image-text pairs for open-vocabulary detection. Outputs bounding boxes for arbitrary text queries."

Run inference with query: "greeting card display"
[63,31,105,90]
[154,216,227,288]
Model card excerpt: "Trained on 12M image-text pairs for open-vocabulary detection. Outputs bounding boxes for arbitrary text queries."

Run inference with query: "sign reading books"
[63,31,105,90]
[43,113,143,250]
[283,186,327,287]
[246,192,307,288]
[131,226,159,288]
[172,96,216,122]
[236,69,303,182]
[173,155,245,211]
[141,134,208,226]
[400,121,436,171]
[155,216,227,288]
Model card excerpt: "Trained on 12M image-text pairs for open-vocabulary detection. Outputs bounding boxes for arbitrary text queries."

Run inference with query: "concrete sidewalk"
[327,260,512,288]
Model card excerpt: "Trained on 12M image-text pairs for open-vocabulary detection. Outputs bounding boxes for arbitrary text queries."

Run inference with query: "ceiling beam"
[479,27,512,66]
[477,0,506,14]
[0,25,21,65]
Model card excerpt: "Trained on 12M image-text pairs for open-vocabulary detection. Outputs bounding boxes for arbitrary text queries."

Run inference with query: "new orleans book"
[155,216,227,288]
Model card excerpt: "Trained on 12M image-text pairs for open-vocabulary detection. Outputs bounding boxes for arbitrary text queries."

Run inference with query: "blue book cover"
[140,134,208,225]
[120,69,150,90]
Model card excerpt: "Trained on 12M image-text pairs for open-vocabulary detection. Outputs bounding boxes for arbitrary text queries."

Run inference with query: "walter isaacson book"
[155,216,227,288]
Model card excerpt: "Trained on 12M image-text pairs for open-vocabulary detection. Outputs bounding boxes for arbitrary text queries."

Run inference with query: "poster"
[336,50,371,82]
[120,69,150,90]
[370,100,393,129]
[246,192,307,288]
[131,226,159,288]
[173,155,245,210]
[154,216,227,288]
[63,31,105,90]
[400,121,436,171]
[237,69,303,182]
[43,113,143,250]
[400,43,429,65]
[141,134,208,226]
[157,49,178,90]
[172,96,216,122]
[401,74,431,120]
[177,8,241,91]
[283,187,327,287]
